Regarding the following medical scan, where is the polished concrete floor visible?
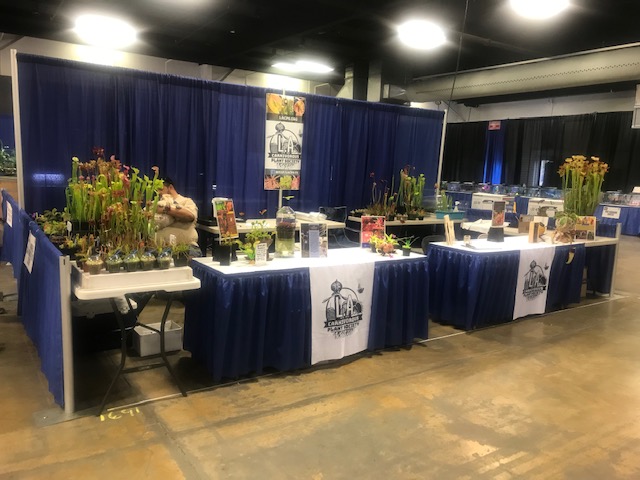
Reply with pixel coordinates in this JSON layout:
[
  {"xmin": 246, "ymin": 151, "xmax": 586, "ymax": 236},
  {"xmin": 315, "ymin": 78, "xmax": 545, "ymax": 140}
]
[{"xmin": 1, "ymin": 237, "xmax": 640, "ymax": 479}]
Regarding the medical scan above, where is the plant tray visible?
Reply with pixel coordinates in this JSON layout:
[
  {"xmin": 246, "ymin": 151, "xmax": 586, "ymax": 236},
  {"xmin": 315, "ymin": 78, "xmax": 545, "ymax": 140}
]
[
  {"xmin": 72, "ymin": 263, "xmax": 193, "ymax": 291},
  {"xmin": 133, "ymin": 321, "xmax": 183, "ymax": 357},
  {"xmin": 436, "ymin": 210, "xmax": 465, "ymax": 220}
]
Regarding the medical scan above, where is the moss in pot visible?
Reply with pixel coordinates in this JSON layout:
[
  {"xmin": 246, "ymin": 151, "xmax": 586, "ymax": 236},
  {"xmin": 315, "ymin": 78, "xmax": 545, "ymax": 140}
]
[
  {"xmin": 85, "ymin": 254, "xmax": 104, "ymax": 275},
  {"xmin": 140, "ymin": 251, "xmax": 156, "ymax": 271},
  {"xmin": 124, "ymin": 251, "xmax": 141, "ymax": 272}
]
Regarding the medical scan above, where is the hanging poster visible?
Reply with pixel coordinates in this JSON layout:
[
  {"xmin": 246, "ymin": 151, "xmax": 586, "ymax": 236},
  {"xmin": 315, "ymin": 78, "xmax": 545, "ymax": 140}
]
[{"xmin": 264, "ymin": 93, "xmax": 305, "ymax": 190}]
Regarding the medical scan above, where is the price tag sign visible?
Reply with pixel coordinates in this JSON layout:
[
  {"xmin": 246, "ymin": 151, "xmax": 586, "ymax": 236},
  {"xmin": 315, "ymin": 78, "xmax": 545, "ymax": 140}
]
[
  {"xmin": 602, "ymin": 206, "xmax": 621, "ymax": 219},
  {"xmin": 24, "ymin": 232, "xmax": 36, "ymax": 273},
  {"xmin": 6, "ymin": 202, "xmax": 12, "ymax": 227}
]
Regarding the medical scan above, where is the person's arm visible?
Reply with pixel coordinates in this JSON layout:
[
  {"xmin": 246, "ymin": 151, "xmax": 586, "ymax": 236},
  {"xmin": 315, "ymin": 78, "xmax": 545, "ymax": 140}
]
[{"xmin": 163, "ymin": 201, "xmax": 196, "ymax": 222}]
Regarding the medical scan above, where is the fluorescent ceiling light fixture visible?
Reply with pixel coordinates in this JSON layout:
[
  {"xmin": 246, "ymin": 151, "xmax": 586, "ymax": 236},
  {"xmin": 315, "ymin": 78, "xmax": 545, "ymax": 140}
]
[
  {"xmin": 510, "ymin": 0, "xmax": 570, "ymax": 19},
  {"xmin": 397, "ymin": 20, "xmax": 446, "ymax": 50},
  {"xmin": 74, "ymin": 14, "xmax": 137, "ymax": 49},
  {"xmin": 272, "ymin": 60, "xmax": 334, "ymax": 74}
]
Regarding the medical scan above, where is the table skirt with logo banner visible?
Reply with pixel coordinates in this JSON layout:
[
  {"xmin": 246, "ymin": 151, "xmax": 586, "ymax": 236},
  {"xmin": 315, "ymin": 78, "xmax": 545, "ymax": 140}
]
[
  {"xmin": 184, "ymin": 250, "xmax": 429, "ymax": 382},
  {"xmin": 427, "ymin": 236, "xmax": 617, "ymax": 331}
]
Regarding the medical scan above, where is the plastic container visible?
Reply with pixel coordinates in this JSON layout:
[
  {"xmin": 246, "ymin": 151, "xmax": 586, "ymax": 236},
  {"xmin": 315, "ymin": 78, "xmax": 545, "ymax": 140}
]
[
  {"xmin": 275, "ymin": 205, "xmax": 296, "ymax": 257},
  {"xmin": 133, "ymin": 321, "xmax": 183, "ymax": 356}
]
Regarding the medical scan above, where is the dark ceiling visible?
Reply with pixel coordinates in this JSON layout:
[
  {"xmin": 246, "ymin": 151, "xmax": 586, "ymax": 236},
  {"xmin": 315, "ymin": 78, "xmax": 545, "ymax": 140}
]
[{"xmin": 1, "ymin": 0, "xmax": 639, "ymax": 88}]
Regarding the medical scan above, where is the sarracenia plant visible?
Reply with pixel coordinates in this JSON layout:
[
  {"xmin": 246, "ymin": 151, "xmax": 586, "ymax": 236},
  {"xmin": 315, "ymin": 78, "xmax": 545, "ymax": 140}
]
[
  {"xmin": 65, "ymin": 149, "xmax": 164, "ymax": 250},
  {"xmin": 558, "ymin": 155, "xmax": 609, "ymax": 216}
]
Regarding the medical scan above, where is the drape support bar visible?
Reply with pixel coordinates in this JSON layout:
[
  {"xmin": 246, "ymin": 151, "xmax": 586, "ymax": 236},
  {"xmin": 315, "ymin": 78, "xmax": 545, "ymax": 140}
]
[
  {"xmin": 59, "ymin": 256, "xmax": 74, "ymax": 413},
  {"xmin": 436, "ymin": 108, "xmax": 449, "ymax": 187},
  {"xmin": 10, "ymin": 49, "xmax": 25, "ymax": 209}
]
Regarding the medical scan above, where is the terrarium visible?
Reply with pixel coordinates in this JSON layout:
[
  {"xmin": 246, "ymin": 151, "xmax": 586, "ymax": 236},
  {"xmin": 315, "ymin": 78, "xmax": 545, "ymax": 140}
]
[{"xmin": 275, "ymin": 205, "xmax": 296, "ymax": 257}]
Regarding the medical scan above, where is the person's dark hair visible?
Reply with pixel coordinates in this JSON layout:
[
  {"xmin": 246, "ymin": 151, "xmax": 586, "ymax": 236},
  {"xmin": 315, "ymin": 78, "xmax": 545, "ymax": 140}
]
[{"xmin": 162, "ymin": 176, "xmax": 175, "ymax": 188}]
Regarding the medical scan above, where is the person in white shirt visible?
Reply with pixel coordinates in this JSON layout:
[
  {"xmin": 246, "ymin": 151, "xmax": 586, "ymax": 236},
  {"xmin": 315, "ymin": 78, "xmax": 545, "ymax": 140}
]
[{"xmin": 155, "ymin": 177, "xmax": 201, "ymax": 256}]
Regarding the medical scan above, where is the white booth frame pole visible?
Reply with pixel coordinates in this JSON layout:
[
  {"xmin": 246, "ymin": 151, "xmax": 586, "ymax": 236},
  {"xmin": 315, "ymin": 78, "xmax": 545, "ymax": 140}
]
[
  {"xmin": 12, "ymin": 50, "xmax": 75, "ymax": 414},
  {"xmin": 10, "ymin": 49, "xmax": 25, "ymax": 209},
  {"xmin": 59, "ymin": 256, "xmax": 75, "ymax": 414},
  {"xmin": 436, "ymin": 108, "xmax": 449, "ymax": 189}
]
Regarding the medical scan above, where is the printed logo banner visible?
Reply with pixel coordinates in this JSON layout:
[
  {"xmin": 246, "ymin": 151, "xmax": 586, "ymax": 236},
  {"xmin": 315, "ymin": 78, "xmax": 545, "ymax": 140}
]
[
  {"xmin": 264, "ymin": 93, "xmax": 305, "ymax": 190},
  {"xmin": 513, "ymin": 247, "xmax": 555, "ymax": 320},
  {"xmin": 310, "ymin": 262, "xmax": 374, "ymax": 365}
]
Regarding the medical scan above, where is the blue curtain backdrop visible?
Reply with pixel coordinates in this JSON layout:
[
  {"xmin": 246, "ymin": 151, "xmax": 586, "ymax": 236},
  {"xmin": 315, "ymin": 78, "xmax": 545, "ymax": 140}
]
[{"xmin": 17, "ymin": 54, "xmax": 444, "ymax": 217}]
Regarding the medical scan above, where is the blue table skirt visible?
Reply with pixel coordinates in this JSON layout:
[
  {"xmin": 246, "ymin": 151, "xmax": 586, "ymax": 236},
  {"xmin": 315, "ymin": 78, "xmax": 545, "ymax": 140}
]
[
  {"xmin": 184, "ymin": 256, "xmax": 429, "ymax": 382},
  {"xmin": 595, "ymin": 204, "xmax": 640, "ymax": 236},
  {"xmin": 427, "ymin": 243, "xmax": 587, "ymax": 331}
]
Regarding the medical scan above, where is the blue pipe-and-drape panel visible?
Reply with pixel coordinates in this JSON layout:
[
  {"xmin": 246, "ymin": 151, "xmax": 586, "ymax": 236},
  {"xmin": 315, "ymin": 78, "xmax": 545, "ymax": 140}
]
[
  {"xmin": 428, "ymin": 247, "xmax": 519, "ymax": 330},
  {"xmin": 428, "ymin": 244, "xmax": 588, "ymax": 331},
  {"xmin": 514, "ymin": 196, "xmax": 529, "ymax": 216},
  {"xmin": 184, "ymin": 264, "xmax": 311, "ymax": 382},
  {"xmin": 585, "ymin": 245, "xmax": 616, "ymax": 294},
  {"xmin": 368, "ymin": 257, "xmax": 429, "ymax": 350},
  {"xmin": 18, "ymin": 222, "xmax": 64, "ymax": 406},
  {"xmin": 545, "ymin": 244, "xmax": 585, "ymax": 311},
  {"xmin": 184, "ymin": 256, "xmax": 429, "ymax": 382},
  {"xmin": 463, "ymin": 209, "xmax": 519, "ymax": 226},
  {"xmin": 1, "ymin": 191, "xmax": 30, "ymax": 285},
  {"xmin": 17, "ymin": 53, "xmax": 444, "ymax": 218},
  {"xmin": 594, "ymin": 204, "xmax": 640, "ymax": 236}
]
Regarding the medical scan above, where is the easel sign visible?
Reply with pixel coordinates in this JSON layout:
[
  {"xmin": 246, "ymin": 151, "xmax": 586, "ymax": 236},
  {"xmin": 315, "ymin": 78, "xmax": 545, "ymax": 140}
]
[
  {"xmin": 575, "ymin": 216, "xmax": 596, "ymax": 240},
  {"xmin": 361, "ymin": 216, "xmax": 385, "ymax": 247},
  {"xmin": 212, "ymin": 197, "xmax": 239, "ymax": 239}
]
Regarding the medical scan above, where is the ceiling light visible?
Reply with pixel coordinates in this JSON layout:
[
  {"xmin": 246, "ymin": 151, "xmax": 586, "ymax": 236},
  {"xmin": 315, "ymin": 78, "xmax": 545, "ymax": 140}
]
[
  {"xmin": 74, "ymin": 14, "xmax": 137, "ymax": 49},
  {"xmin": 510, "ymin": 0, "xmax": 570, "ymax": 19},
  {"xmin": 272, "ymin": 60, "xmax": 334, "ymax": 74},
  {"xmin": 397, "ymin": 20, "xmax": 446, "ymax": 50}
]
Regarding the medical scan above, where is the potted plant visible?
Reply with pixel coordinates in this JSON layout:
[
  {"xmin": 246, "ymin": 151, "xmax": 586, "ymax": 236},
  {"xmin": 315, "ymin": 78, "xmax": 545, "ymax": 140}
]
[
  {"xmin": 215, "ymin": 235, "xmax": 237, "ymax": 266},
  {"xmin": 124, "ymin": 251, "xmax": 141, "ymax": 272},
  {"xmin": 85, "ymin": 254, "xmax": 104, "ymax": 275},
  {"xmin": 553, "ymin": 211, "xmax": 578, "ymax": 243},
  {"xmin": 156, "ymin": 248, "xmax": 172, "ymax": 269},
  {"xmin": 435, "ymin": 187, "xmax": 464, "ymax": 219},
  {"xmin": 369, "ymin": 234, "xmax": 382, "ymax": 252},
  {"xmin": 235, "ymin": 239, "xmax": 257, "ymax": 263},
  {"xmin": 172, "ymin": 242, "xmax": 191, "ymax": 267},
  {"xmin": 105, "ymin": 251, "xmax": 123, "ymax": 273},
  {"xmin": 377, "ymin": 233, "xmax": 399, "ymax": 256},
  {"xmin": 246, "ymin": 220, "xmax": 273, "ymax": 260},
  {"xmin": 140, "ymin": 250, "xmax": 157, "ymax": 271},
  {"xmin": 399, "ymin": 236, "xmax": 416, "ymax": 256},
  {"xmin": 558, "ymin": 155, "xmax": 609, "ymax": 216}
]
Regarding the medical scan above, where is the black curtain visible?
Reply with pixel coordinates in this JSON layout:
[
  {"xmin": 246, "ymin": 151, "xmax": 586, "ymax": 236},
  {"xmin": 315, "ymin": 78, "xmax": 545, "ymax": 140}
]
[
  {"xmin": 444, "ymin": 112, "xmax": 640, "ymax": 191},
  {"xmin": 442, "ymin": 121, "xmax": 487, "ymax": 182}
]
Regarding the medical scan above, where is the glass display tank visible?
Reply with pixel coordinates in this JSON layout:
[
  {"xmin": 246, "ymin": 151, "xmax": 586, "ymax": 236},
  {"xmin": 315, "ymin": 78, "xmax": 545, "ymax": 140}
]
[{"xmin": 275, "ymin": 205, "xmax": 296, "ymax": 257}]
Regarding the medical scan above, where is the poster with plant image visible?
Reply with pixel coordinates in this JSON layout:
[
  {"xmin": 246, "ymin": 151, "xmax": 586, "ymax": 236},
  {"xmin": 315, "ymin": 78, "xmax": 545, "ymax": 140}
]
[
  {"xmin": 361, "ymin": 216, "xmax": 385, "ymax": 247},
  {"xmin": 491, "ymin": 201, "xmax": 506, "ymax": 227},
  {"xmin": 213, "ymin": 197, "xmax": 239, "ymax": 240},
  {"xmin": 264, "ymin": 93, "xmax": 305, "ymax": 190}
]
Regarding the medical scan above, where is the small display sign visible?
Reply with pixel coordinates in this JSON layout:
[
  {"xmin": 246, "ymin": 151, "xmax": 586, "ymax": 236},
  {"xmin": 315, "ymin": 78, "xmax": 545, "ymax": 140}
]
[{"xmin": 602, "ymin": 206, "xmax": 621, "ymax": 219}]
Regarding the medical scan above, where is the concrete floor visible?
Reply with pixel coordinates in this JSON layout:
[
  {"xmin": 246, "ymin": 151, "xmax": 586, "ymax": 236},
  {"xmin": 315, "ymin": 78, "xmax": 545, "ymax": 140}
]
[{"xmin": 1, "ymin": 237, "xmax": 640, "ymax": 479}]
